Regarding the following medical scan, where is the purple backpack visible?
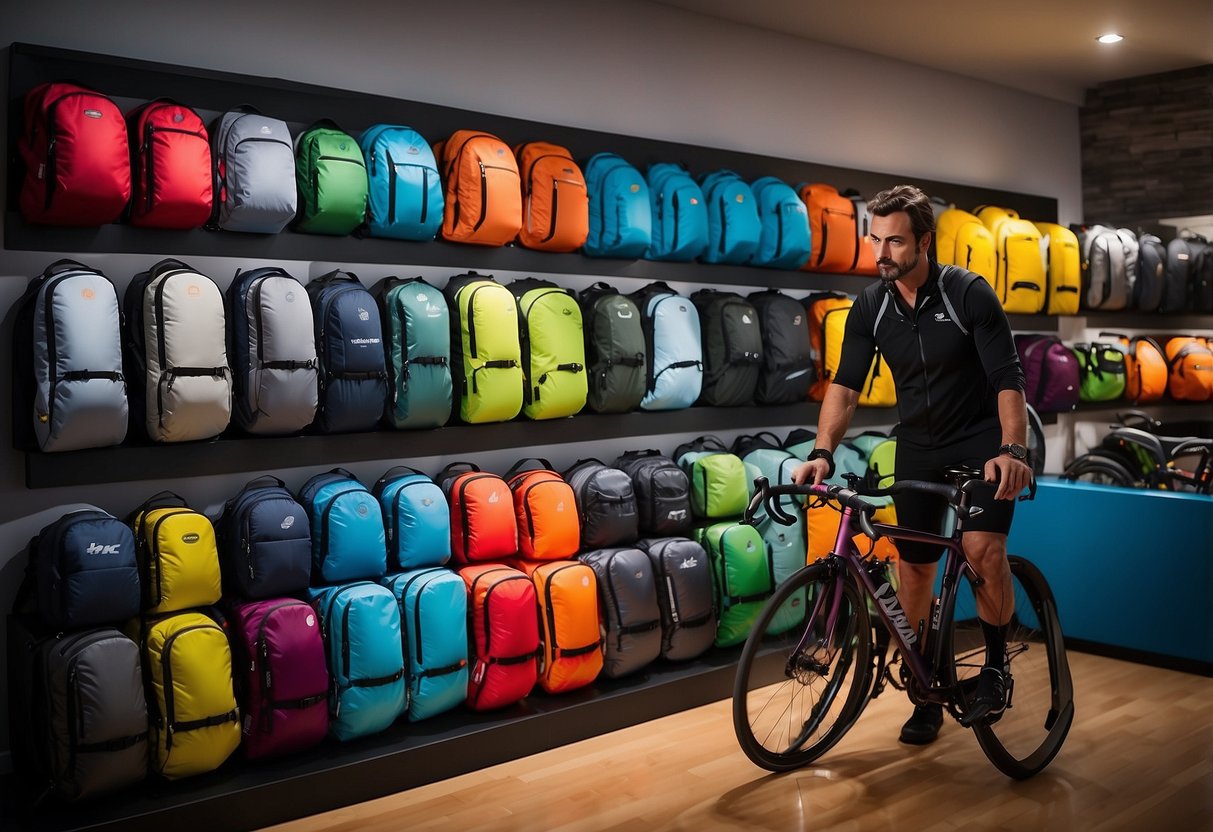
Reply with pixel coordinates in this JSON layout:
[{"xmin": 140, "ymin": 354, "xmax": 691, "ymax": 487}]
[
  {"xmin": 1015, "ymin": 334, "xmax": 1079, "ymax": 413},
  {"xmin": 229, "ymin": 598, "xmax": 329, "ymax": 760}
]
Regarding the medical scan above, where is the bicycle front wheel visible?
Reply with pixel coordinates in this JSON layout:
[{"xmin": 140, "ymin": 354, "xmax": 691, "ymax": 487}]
[
  {"xmin": 732, "ymin": 562, "xmax": 872, "ymax": 772},
  {"xmin": 948, "ymin": 555, "xmax": 1075, "ymax": 779}
]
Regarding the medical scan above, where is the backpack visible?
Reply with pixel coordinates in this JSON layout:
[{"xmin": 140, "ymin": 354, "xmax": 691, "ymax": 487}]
[
  {"xmin": 843, "ymin": 189, "xmax": 879, "ymax": 275},
  {"xmin": 674, "ymin": 436, "xmax": 750, "ymax": 520},
  {"xmin": 1192, "ymin": 246, "xmax": 1213, "ymax": 314},
  {"xmin": 746, "ymin": 289, "xmax": 814, "ymax": 404},
  {"xmin": 749, "ymin": 176, "xmax": 811, "ymax": 269},
  {"xmin": 818, "ymin": 298, "xmax": 896, "ymax": 407},
  {"xmin": 1102, "ymin": 333, "xmax": 1168, "ymax": 404},
  {"xmin": 697, "ymin": 521, "xmax": 774, "ymax": 648},
  {"xmin": 358, "ymin": 124, "xmax": 443, "ymax": 241},
  {"xmin": 1163, "ymin": 235, "xmax": 1207, "ymax": 313},
  {"xmin": 382, "ymin": 568, "xmax": 469, "ymax": 722},
  {"xmin": 444, "ymin": 272, "xmax": 524, "ymax": 424},
  {"xmin": 798, "ymin": 183, "xmax": 857, "ymax": 273},
  {"xmin": 936, "ymin": 208, "xmax": 997, "ymax": 284},
  {"xmin": 509, "ymin": 278, "xmax": 589, "ymax": 420},
  {"xmin": 1034, "ymin": 222, "xmax": 1082, "ymax": 315},
  {"xmin": 1079, "ymin": 225, "xmax": 1136, "ymax": 310},
  {"xmin": 614, "ymin": 449, "xmax": 693, "ymax": 537},
  {"xmin": 977, "ymin": 206, "xmax": 1046, "ymax": 313},
  {"xmin": 18, "ymin": 81, "xmax": 130, "ymax": 226},
  {"xmin": 435, "ymin": 130, "xmax": 522, "ymax": 246},
  {"xmin": 577, "ymin": 281, "xmax": 647, "ymax": 413},
  {"xmin": 689, "ymin": 289, "xmax": 763, "ymax": 406},
  {"xmin": 635, "ymin": 537, "xmax": 716, "ymax": 661},
  {"xmin": 138, "ymin": 609, "xmax": 241, "ymax": 779},
  {"xmin": 227, "ymin": 597, "xmax": 329, "ymax": 760},
  {"xmin": 1134, "ymin": 233, "xmax": 1167, "ymax": 312},
  {"xmin": 128, "ymin": 491, "xmax": 223, "ymax": 616},
  {"xmin": 306, "ymin": 269, "xmax": 388, "ymax": 434},
  {"xmin": 579, "ymin": 548, "xmax": 662, "ymax": 679},
  {"xmin": 307, "ymin": 582, "xmax": 406, "ymax": 741},
  {"xmin": 645, "ymin": 162, "xmax": 709, "ymax": 261},
  {"xmin": 562, "ymin": 458, "xmax": 640, "ymax": 549},
  {"xmin": 123, "ymin": 258, "xmax": 232, "ymax": 443},
  {"xmin": 520, "ymin": 559, "xmax": 603, "ymax": 694},
  {"xmin": 459, "ymin": 564, "xmax": 539, "ymax": 711},
  {"xmin": 7, "ymin": 618, "xmax": 148, "ymax": 804},
  {"xmin": 210, "ymin": 107, "xmax": 296, "ymax": 233},
  {"xmin": 514, "ymin": 141, "xmax": 589, "ymax": 252},
  {"xmin": 215, "ymin": 475, "xmax": 312, "ymax": 599},
  {"xmin": 1072, "ymin": 342, "xmax": 1128, "ymax": 402},
  {"xmin": 630, "ymin": 282, "xmax": 703, "ymax": 410},
  {"xmin": 582, "ymin": 152, "xmax": 652, "ymax": 258},
  {"xmin": 126, "ymin": 98, "xmax": 212, "ymax": 229},
  {"xmin": 698, "ymin": 169, "xmax": 761, "ymax": 265},
  {"xmin": 372, "ymin": 467, "xmax": 451, "ymax": 571},
  {"xmin": 297, "ymin": 469, "xmax": 387, "ymax": 584},
  {"xmin": 16, "ymin": 507, "xmax": 139, "ymax": 631},
  {"xmin": 1014, "ymin": 334, "xmax": 1080, "ymax": 413},
  {"xmin": 1165, "ymin": 337, "xmax": 1213, "ymax": 402},
  {"xmin": 803, "ymin": 290, "xmax": 854, "ymax": 400},
  {"xmin": 293, "ymin": 120, "xmax": 368, "ymax": 236},
  {"xmin": 12, "ymin": 259, "xmax": 128, "ymax": 452},
  {"xmin": 506, "ymin": 459, "xmax": 581, "ymax": 561},
  {"xmin": 226, "ymin": 266, "xmax": 319, "ymax": 435},
  {"xmin": 370, "ymin": 276, "xmax": 452, "ymax": 429},
  {"xmin": 438, "ymin": 462, "xmax": 519, "ymax": 564}
]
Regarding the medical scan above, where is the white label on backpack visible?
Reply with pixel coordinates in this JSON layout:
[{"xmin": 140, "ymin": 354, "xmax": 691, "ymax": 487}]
[
  {"xmin": 742, "ymin": 314, "xmax": 753, "ymax": 324},
  {"xmin": 679, "ymin": 556, "xmax": 698, "ymax": 569},
  {"xmin": 306, "ymin": 614, "xmax": 316, "ymax": 628},
  {"xmin": 582, "ymin": 576, "xmax": 591, "ymax": 587},
  {"xmin": 83, "ymin": 109, "xmax": 102, "ymax": 119},
  {"xmin": 417, "ymin": 292, "xmax": 429, "ymax": 302},
  {"xmin": 182, "ymin": 533, "xmax": 200, "ymax": 544},
  {"xmin": 358, "ymin": 307, "xmax": 370, "ymax": 322},
  {"xmin": 260, "ymin": 125, "xmax": 272, "ymax": 135},
  {"xmin": 281, "ymin": 516, "xmax": 295, "ymax": 530},
  {"xmin": 488, "ymin": 491, "xmax": 500, "ymax": 504}
]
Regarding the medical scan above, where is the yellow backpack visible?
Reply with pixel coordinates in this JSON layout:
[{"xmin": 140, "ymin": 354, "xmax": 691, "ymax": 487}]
[
  {"xmin": 820, "ymin": 304, "xmax": 896, "ymax": 407},
  {"xmin": 1034, "ymin": 222, "xmax": 1081, "ymax": 315},
  {"xmin": 977, "ymin": 205, "xmax": 1046, "ymax": 313},
  {"xmin": 128, "ymin": 492, "xmax": 222, "ymax": 615}
]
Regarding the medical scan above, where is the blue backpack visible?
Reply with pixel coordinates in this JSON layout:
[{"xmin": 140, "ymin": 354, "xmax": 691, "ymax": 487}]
[
  {"xmin": 382, "ymin": 568, "xmax": 468, "ymax": 722},
  {"xmin": 215, "ymin": 475, "xmax": 312, "ymax": 599},
  {"xmin": 306, "ymin": 270, "xmax": 388, "ymax": 434},
  {"xmin": 630, "ymin": 282, "xmax": 703, "ymax": 411},
  {"xmin": 370, "ymin": 276, "xmax": 453, "ymax": 429},
  {"xmin": 358, "ymin": 124, "xmax": 443, "ymax": 241},
  {"xmin": 751, "ymin": 177, "xmax": 812, "ymax": 269},
  {"xmin": 645, "ymin": 163, "xmax": 709, "ymax": 262},
  {"xmin": 298, "ymin": 469, "xmax": 387, "ymax": 584},
  {"xmin": 699, "ymin": 170, "xmax": 761, "ymax": 265},
  {"xmin": 583, "ymin": 153, "xmax": 651, "ymax": 258},
  {"xmin": 372, "ymin": 467, "xmax": 451, "ymax": 571},
  {"xmin": 308, "ymin": 581, "xmax": 405, "ymax": 741}
]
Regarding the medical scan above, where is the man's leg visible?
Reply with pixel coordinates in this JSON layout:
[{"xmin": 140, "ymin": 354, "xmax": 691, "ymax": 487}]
[
  {"xmin": 895, "ymin": 558, "xmax": 944, "ymax": 744},
  {"xmin": 960, "ymin": 531, "xmax": 1014, "ymax": 723}
]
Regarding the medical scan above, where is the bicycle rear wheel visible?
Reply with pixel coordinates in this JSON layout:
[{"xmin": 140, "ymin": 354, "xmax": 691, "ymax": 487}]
[
  {"xmin": 732, "ymin": 561, "xmax": 872, "ymax": 772},
  {"xmin": 1061, "ymin": 452, "xmax": 1137, "ymax": 487},
  {"xmin": 948, "ymin": 555, "xmax": 1074, "ymax": 779}
]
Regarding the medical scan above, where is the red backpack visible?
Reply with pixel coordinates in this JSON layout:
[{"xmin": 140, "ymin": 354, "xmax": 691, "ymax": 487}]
[
  {"xmin": 18, "ymin": 81, "xmax": 131, "ymax": 225},
  {"xmin": 126, "ymin": 99, "xmax": 213, "ymax": 229},
  {"xmin": 439, "ymin": 463, "xmax": 519, "ymax": 564},
  {"xmin": 460, "ymin": 564, "xmax": 540, "ymax": 711}
]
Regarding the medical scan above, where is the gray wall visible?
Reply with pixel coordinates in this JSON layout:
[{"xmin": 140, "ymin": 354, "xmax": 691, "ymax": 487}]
[{"xmin": 0, "ymin": 0, "xmax": 1083, "ymax": 762}]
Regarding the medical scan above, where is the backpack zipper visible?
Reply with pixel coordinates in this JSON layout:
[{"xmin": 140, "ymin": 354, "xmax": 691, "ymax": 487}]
[
  {"xmin": 160, "ymin": 623, "xmax": 221, "ymax": 751},
  {"xmin": 147, "ymin": 508, "xmax": 193, "ymax": 607},
  {"xmin": 43, "ymin": 91, "xmax": 106, "ymax": 211}
]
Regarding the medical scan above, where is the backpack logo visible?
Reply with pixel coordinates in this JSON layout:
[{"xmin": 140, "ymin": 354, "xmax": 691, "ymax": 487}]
[
  {"xmin": 496, "ymin": 148, "xmax": 505, "ymax": 156},
  {"xmin": 182, "ymin": 533, "xmax": 200, "ymax": 544},
  {"xmin": 260, "ymin": 125, "xmax": 272, "ymax": 135},
  {"xmin": 745, "ymin": 539, "xmax": 756, "ymax": 552},
  {"xmin": 358, "ymin": 307, "xmax": 370, "ymax": 322},
  {"xmin": 679, "ymin": 556, "xmax": 698, "ymax": 569},
  {"xmin": 339, "ymin": 142, "xmax": 348, "ymax": 151},
  {"xmin": 582, "ymin": 576, "xmax": 591, "ymax": 587},
  {"xmin": 187, "ymin": 284, "xmax": 201, "ymax": 296},
  {"xmin": 81, "ymin": 288, "xmax": 95, "ymax": 300},
  {"xmin": 679, "ymin": 305, "xmax": 687, "ymax": 312},
  {"xmin": 563, "ymin": 167, "xmax": 575, "ymax": 175},
  {"xmin": 668, "ymin": 508, "xmax": 687, "ymax": 520},
  {"xmin": 422, "ymin": 497, "xmax": 434, "ymax": 507},
  {"xmin": 173, "ymin": 112, "xmax": 184, "ymax": 123},
  {"xmin": 426, "ymin": 303, "xmax": 443, "ymax": 318},
  {"xmin": 407, "ymin": 146, "xmax": 421, "ymax": 155},
  {"xmin": 356, "ymin": 503, "xmax": 370, "ymax": 517},
  {"xmin": 85, "ymin": 542, "xmax": 121, "ymax": 556},
  {"xmin": 793, "ymin": 314, "xmax": 803, "ymax": 325},
  {"xmin": 417, "ymin": 292, "xmax": 429, "ymax": 302},
  {"xmin": 742, "ymin": 314, "xmax": 753, "ymax": 324},
  {"xmin": 306, "ymin": 614, "xmax": 316, "ymax": 627},
  {"xmin": 630, "ymin": 184, "xmax": 640, "ymax": 193},
  {"xmin": 285, "ymin": 291, "xmax": 296, "ymax": 303},
  {"xmin": 562, "ymin": 308, "xmax": 572, "ymax": 316},
  {"xmin": 616, "ymin": 308, "xmax": 633, "ymax": 319},
  {"xmin": 690, "ymin": 198, "xmax": 699, "ymax": 205},
  {"xmin": 83, "ymin": 109, "xmax": 102, "ymax": 119},
  {"xmin": 934, "ymin": 312, "xmax": 950, "ymax": 322},
  {"xmin": 280, "ymin": 516, "xmax": 295, "ymax": 530},
  {"xmin": 735, "ymin": 194, "xmax": 745, "ymax": 204},
  {"xmin": 488, "ymin": 491, "xmax": 500, "ymax": 504},
  {"xmin": 556, "ymin": 501, "xmax": 565, "ymax": 512},
  {"xmin": 635, "ymin": 570, "xmax": 645, "ymax": 579}
]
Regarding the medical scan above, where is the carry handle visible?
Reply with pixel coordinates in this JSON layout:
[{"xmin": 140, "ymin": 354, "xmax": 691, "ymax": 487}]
[
  {"xmin": 437, "ymin": 462, "xmax": 480, "ymax": 481},
  {"xmin": 127, "ymin": 490, "xmax": 189, "ymax": 524},
  {"xmin": 312, "ymin": 268, "xmax": 361, "ymax": 286},
  {"xmin": 41, "ymin": 259, "xmax": 95, "ymax": 277},
  {"xmin": 240, "ymin": 474, "xmax": 286, "ymax": 491},
  {"xmin": 505, "ymin": 457, "xmax": 554, "ymax": 477},
  {"xmin": 328, "ymin": 467, "xmax": 360, "ymax": 481},
  {"xmin": 373, "ymin": 465, "xmax": 428, "ymax": 493},
  {"xmin": 618, "ymin": 449, "xmax": 662, "ymax": 460},
  {"xmin": 151, "ymin": 257, "xmax": 196, "ymax": 276}
]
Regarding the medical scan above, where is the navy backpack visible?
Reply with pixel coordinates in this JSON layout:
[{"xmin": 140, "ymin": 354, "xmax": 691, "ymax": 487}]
[
  {"xmin": 215, "ymin": 475, "xmax": 313, "ymax": 599},
  {"xmin": 306, "ymin": 270, "xmax": 388, "ymax": 434}
]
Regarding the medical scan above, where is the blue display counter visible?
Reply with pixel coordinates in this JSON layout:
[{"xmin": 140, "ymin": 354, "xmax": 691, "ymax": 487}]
[{"xmin": 1008, "ymin": 478, "xmax": 1213, "ymax": 674}]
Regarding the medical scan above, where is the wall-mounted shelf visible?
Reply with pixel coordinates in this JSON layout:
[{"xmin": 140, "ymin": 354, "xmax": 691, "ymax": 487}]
[{"xmin": 1076, "ymin": 311, "xmax": 1213, "ymax": 330}]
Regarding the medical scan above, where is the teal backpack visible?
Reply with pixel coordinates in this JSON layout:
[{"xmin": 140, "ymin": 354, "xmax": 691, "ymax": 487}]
[
  {"xmin": 371, "ymin": 276, "xmax": 453, "ymax": 429},
  {"xmin": 645, "ymin": 163, "xmax": 709, "ymax": 262},
  {"xmin": 699, "ymin": 170, "xmax": 761, "ymax": 265},
  {"xmin": 697, "ymin": 521, "xmax": 773, "ymax": 647},
  {"xmin": 750, "ymin": 177, "xmax": 812, "ymax": 269},
  {"xmin": 294, "ymin": 120, "xmax": 368, "ymax": 236},
  {"xmin": 508, "ymin": 278, "xmax": 589, "ymax": 420},
  {"xmin": 583, "ymin": 153, "xmax": 652, "ymax": 258}
]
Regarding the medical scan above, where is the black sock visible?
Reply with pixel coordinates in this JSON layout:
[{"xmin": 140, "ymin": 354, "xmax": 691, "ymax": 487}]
[{"xmin": 980, "ymin": 619, "xmax": 1007, "ymax": 670}]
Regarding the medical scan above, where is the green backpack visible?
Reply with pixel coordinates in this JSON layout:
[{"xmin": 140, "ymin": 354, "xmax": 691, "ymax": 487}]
[
  {"xmin": 371, "ymin": 276, "xmax": 453, "ymax": 428},
  {"xmin": 444, "ymin": 272, "xmax": 523, "ymax": 424},
  {"xmin": 294, "ymin": 121, "xmax": 368, "ymax": 236},
  {"xmin": 508, "ymin": 278, "xmax": 589, "ymax": 420},
  {"xmin": 675, "ymin": 436, "xmax": 749, "ymax": 520},
  {"xmin": 697, "ymin": 521, "xmax": 773, "ymax": 647},
  {"xmin": 1073, "ymin": 341, "xmax": 1127, "ymax": 402}
]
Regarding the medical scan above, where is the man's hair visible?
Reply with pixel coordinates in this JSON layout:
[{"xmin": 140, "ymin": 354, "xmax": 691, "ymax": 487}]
[{"xmin": 869, "ymin": 184, "xmax": 936, "ymax": 242}]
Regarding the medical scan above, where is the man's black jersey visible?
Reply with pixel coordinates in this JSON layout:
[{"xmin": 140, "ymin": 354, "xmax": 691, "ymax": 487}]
[{"xmin": 833, "ymin": 262, "xmax": 1025, "ymax": 448}]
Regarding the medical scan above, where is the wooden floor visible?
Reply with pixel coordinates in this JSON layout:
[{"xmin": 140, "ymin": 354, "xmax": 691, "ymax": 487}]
[{"xmin": 262, "ymin": 651, "xmax": 1213, "ymax": 832}]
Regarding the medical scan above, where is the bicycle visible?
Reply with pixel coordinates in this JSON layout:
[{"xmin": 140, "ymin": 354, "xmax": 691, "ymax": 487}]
[
  {"xmin": 731, "ymin": 467, "xmax": 1074, "ymax": 780},
  {"xmin": 1062, "ymin": 410, "xmax": 1213, "ymax": 493}
]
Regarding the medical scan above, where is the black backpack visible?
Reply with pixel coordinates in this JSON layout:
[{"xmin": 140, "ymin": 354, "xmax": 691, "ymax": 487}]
[
  {"xmin": 746, "ymin": 289, "xmax": 814, "ymax": 404},
  {"xmin": 562, "ymin": 458, "xmax": 640, "ymax": 549},
  {"xmin": 1134, "ymin": 233, "xmax": 1166, "ymax": 312},
  {"xmin": 1191, "ymin": 245, "xmax": 1213, "ymax": 314},
  {"xmin": 689, "ymin": 289, "xmax": 763, "ymax": 406},
  {"xmin": 613, "ymin": 449, "xmax": 692, "ymax": 537},
  {"xmin": 577, "ymin": 281, "xmax": 647, "ymax": 413},
  {"xmin": 1162, "ymin": 236, "xmax": 1206, "ymax": 313}
]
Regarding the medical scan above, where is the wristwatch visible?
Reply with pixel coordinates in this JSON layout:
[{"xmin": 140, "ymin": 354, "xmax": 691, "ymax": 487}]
[{"xmin": 999, "ymin": 443, "xmax": 1029, "ymax": 461}]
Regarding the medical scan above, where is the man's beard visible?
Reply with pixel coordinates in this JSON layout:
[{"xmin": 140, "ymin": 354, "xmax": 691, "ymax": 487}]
[{"xmin": 878, "ymin": 251, "xmax": 920, "ymax": 284}]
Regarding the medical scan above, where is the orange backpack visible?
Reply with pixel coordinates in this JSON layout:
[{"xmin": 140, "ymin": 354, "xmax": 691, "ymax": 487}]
[
  {"xmin": 519, "ymin": 559, "xmax": 603, "ymax": 694},
  {"xmin": 514, "ymin": 142, "xmax": 588, "ymax": 252},
  {"xmin": 802, "ymin": 291, "xmax": 854, "ymax": 400},
  {"xmin": 799, "ymin": 184, "xmax": 857, "ymax": 273},
  {"xmin": 439, "ymin": 463, "xmax": 519, "ymax": 565},
  {"xmin": 506, "ymin": 460, "xmax": 580, "ymax": 560},
  {"xmin": 1165, "ymin": 337, "xmax": 1213, "ymax": 402},
  {"xmin": 1104, "ymin": 333, "xmax": 1168, "ymax": 403},
  {"xmin": 434, "ymin": 130, "xmax": 522, "ymax": 246}
]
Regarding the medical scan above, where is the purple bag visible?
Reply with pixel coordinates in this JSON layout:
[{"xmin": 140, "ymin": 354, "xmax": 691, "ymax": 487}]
[
  {"xmin": 229, "ymin": 598, "xmax": 330, "ymax": 760},
  {"xmin": 1015, "ymin": 334, "xmax": 1080, "ymax": 413}
]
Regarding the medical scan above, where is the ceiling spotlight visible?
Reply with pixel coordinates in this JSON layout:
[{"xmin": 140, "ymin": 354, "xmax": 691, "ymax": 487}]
[{"xmin": 1096, "ymin": 33, "xmax": 1124, "ymax": 44}]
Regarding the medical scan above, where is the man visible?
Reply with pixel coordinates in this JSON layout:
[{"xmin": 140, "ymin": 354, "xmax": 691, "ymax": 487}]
[{"xmin": 792, "ymin": 184, "xmax": 1032, "ymax": 745}]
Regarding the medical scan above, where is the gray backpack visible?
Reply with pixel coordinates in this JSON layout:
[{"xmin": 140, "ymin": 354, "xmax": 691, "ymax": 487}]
[
  {"xmin": 13, "ymin": 259, "xmax": 128, "ymax": 452},
  {"xmin": 579, "ymin": 547, "xmax": 663, "ymax": 678},
  {"xmin": 1080, "ymin": 225, "xmax": 1137, "ymax": 310},
  {"xmin": 124, "ymin": 259, "xmax": 232, "ymax": 442},
  {"xmin": 211, "ymin": 107, "xmax": 297, "ymax": 233}
]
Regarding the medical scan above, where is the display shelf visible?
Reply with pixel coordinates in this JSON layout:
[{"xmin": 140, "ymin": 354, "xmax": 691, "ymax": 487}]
[
  {"xmin": 1077, "ymin": 311, "xmax": 1213, "ymax": 331},
  {"xmin": 1069, "ymin": 399, "xmax": 1213, "ymax": 418}
]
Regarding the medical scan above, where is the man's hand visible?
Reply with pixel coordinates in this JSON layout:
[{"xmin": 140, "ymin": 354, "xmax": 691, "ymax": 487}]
[
  {"xmin": 792, "ymin": 458, "xmax": 832, "ymax": 487},
  {"xmin": 985, "ymin": 454, "xmax": 1032, "ymax": 500}
]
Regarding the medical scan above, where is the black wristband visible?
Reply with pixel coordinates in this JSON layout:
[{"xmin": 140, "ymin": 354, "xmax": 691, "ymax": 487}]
[{"xmin": 807, "ymin": 448, "xmax": 836, "ymax": 479}]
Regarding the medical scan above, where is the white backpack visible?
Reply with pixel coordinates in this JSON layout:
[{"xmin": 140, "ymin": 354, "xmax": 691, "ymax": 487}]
[
  {"xmin": 211, "ymin": 108, "xmax": 297, "ymax": 233},
  {"xmin": 1080, "ymin": 225, "xmax": 1138, "ymax": 310}
]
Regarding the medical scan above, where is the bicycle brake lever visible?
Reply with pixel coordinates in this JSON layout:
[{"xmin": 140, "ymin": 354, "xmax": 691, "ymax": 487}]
[
  {"xmin": 856, "ymin": 507, "xmax": 879, "ymax": 541},
  {"xmin": 1018, "ymin": 477, "xmax": 1038, "ymax": 502},
  {"xmin": 767, "ymin": 493, "xmax": 798, "ymax": 526},
  {"xmin": 744, "ymin": 477, "xmax": 770, "ymax": 524}
]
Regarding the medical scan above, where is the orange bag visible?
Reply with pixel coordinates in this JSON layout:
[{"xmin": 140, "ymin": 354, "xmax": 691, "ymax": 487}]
[
  {"xmin": 506, "ymin": 461, "xmax": 580, "ymax": 561},
  {"xmin": 799, "ymin": 184, "xmax": 857, "ymax": 273},
  {"xmin": 514, "ymin": 142, "xmax": 588, "ymax": 252},
  {"xmin": 806, "ymin": 502, "xmax": 899, "ymax": 564},
  {"xmin": 519, "ymin": 559, "xmax": 603, "ymax": 694},
  {"xmin": 435, "ymin": 130, "xmax": 522, "ymax": 246},
  {"xmin": 1165, "ymin": 337, "xmax": 1213, "ymax": 402},
  {"xmin": 1104, "ymin": 333, "xmax": 1168, "ymax": 403},
  {"xmin": 802, "ymin": 291, "xmax": 854, "ymax": 400}
]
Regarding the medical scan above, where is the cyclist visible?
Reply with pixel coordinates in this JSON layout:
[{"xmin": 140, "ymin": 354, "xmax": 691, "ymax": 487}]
[{"xmin": 792, "ymin": 184, "xmax": 1033, "ymax": 745}]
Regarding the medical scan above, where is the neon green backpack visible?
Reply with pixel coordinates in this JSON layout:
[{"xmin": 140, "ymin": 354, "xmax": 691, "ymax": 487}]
[
  {"xmin": 294, "ymin": 121, "xmax": 368, "ymax": 236},
  {"xmin": 444, "ymin": 272, "xmax": 523, "ymax": 424},
  {"xmin": 674, "ymin": 436, "xmax": 750, "ymax": 520},
  {"xmin": 1073, "ymin": 341, "xmax": 1127, "ymax": 402},
  {"xmin": 508, "ymin": 278, "xmax": 589, "ymax": 420},
  {"xmin": 697, "ymin": 521, "xmax": 773, "ymax": 647}
]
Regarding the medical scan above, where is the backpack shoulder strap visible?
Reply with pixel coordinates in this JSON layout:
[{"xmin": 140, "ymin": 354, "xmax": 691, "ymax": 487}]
[{"xmin": 937, "ymin": 264, "xmax": 978, "ymax": 336}]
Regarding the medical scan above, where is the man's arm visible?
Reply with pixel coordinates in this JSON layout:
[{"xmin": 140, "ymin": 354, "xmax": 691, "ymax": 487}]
[
  {"xmin": 792, "ymin": 383, "xmax": 860, "ymax": 485},
  {"xmin": 985, "ymin": 388, "xmax": 1033, "ymax": 500}
]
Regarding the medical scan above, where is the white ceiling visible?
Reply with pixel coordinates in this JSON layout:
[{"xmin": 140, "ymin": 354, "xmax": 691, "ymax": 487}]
[{"xmin": 650, "ymin": 0, "xmax": 1213, "ymax": 104}]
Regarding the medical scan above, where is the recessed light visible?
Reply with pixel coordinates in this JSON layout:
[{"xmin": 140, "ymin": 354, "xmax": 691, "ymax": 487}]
[{"xmin": 1096, "ymin": 33, "xmax": 1124, "ymax": 44}]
